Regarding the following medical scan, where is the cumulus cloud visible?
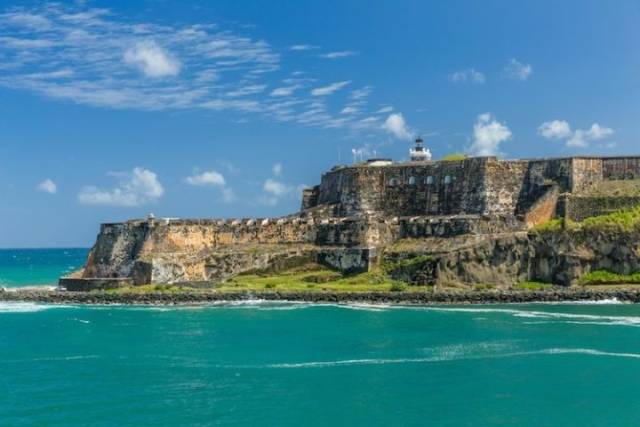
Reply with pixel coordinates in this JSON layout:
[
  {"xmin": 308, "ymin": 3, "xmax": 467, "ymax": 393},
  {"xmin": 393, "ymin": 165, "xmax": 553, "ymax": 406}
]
[
  {"xmin": 503, "ymin": 58, "xmax": 532, "ymax": 81},
  {"xmin": 36, "ymin": 178, "xmax": 57, "ymax": 194},
  {"xmin": 538, "ymin": 120, "xmax": 572, "ymax": 139},
  {"xmin": 469, "ymin": 113, "xmax": 512, "ymax": 156},
  {"xmin": 449, "ymin": 68, "xmax": 485, "ymax": 84},
  {"xmin": 319, "ymin": 51, "xmax": 357, "ymax": 59},
  {"xmin": 124, "ymin": 41, "xmax": 181, "ymax": 78},
  {"xmin": 538, "ymin": 120, "xmax": 614, "ymax": 148},
  {"xmin": 382, "ymin": 113, "xmax": 414, "ymax": 140},
  {"xmin": 310, "ymin": 81, "xmax": 350, "ymax": 96},
  {"xmin": 272, "ymin": 163, "xmax": 283, "ymax": 177},
  {"xmin": 185, "ymin": 170, "xmax": 225, "ymax": 186},
  {"xmin": 263, "ymin": 178, "xmax": 290, "ymax": 197},
  {"xmin": 78, "ymin": 167, "xmax": 163, "ymax": 207}
]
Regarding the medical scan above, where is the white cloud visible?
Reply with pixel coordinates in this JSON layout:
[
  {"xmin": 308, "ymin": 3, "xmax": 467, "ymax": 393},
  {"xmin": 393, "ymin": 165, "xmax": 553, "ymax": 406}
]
[
  {"xmin": 185, "ymin": 170, "xmax": 225, "ymax": 187},
  {"xmin": 376, "ymin": 106, "xmax": 393, "ymax": 114},
  {"xmin": 449, "ymin": 68, "xmax": 485, "ymax": 84},
  {"xmin": 124, "ymin": 41, "xmax": 181, "ymax": 78},
  {"xmin": 225, "ymin": 84, "xmax": 266, "ymax": 97},
  {"xmin": 502, "ymin": 58, "xmax": 532, "ymax": 81},
  {"xmin": 78, "ymin": 167, "xmax": 163, "ymax": 207},
  {"xmin": 272, "ymin": 163, "xmax": 283, "ymax": 176},
  {"xmin": 36, "ymin": 178, "xmax": 57, "ymax": 194},
  {"xmin": 290, "ymin": 44, "xmax": 318, "ymax": 51},
  {"xmin": 270, "ymin": 85, "xmax": 300, "ymax": 96},
  {"xmin": 349, "ymin": 86, "xmax": 372, "ymax": 100},
  {"xmin": 319, "ymin": 51, "xmax": 357, "ymax": 59},
  {"xmin": 538, "ymin": 120, "xmax": 572, "ymax": 139},
  {"xmin": 567, "ymin": 124, "xmax": 614, "ymax": 148},
  {"xmin": 0, "ymin": 4, "xmax": 400, "ymax": 138},
  {"xmin": 311, "ymin": 81, "xmax": 350, "ymax": 96},
  {"xmin": 341, "ymin": 106, "xmax": 358, "ymax": 115},
  {"xmin": 382, "ymin": 113, "xmax": 414, "ymax": 140},
  {"xmin": 264, "ymin": 178, "xmax": 290, "ymax": 197},
  {"xmin": 538, "ymin": 119, "xmax": 614, "ymax": 148},
  {"xmin": 469, "ymin": 113, "xmax": 512, "ymax": 156}
]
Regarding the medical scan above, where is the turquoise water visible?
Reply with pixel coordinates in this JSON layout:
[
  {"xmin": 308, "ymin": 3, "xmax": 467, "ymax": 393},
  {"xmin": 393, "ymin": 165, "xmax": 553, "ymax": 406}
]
[
  {"xmin": 3, "ymin": 301, "xmax": 640, "ymax": 426},
  {"xmin": 0, "ymin": 248, "xmax": 88, "ymax": 287}
]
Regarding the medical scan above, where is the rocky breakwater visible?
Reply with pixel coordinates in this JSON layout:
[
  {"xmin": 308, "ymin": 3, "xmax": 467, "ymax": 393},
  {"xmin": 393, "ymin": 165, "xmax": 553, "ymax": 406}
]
[{"xmin": 3, "ymin": 287, "xmax": 640, "ymax": 305}]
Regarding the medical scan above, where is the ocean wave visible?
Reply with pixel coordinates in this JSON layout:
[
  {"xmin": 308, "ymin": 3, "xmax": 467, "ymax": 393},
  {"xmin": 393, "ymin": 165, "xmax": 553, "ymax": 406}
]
[
  {"xmin": 252, "ymin": 346, "xmax": 640, "ymax": 369},
  {"xmin": 0, "ymin": 302, "xmax": 68, "ymax": 313},
  {"xmin": 423, "ymin": 306, "xmax": 640, "ymax": 327}
]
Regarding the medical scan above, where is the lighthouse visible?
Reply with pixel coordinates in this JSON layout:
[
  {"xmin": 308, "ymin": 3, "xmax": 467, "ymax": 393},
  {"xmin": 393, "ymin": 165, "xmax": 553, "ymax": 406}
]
[{"xmin": 409, "ymin": 136, "xmax": 432, "ymax": 162}]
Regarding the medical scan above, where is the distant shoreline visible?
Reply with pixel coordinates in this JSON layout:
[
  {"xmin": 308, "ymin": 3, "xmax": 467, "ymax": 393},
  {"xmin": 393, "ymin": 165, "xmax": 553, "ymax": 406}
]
[{"xmin": 2, "ymin": 288, "xmax": 640, "ymax": 305}]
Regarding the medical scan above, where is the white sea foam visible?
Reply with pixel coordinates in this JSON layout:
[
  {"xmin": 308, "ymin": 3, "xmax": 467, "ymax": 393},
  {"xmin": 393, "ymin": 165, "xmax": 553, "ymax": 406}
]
[
  {"xmin": 423, "ymin": 306, "xmax": 640, "ymax": 327},
  {"xmin": 0, "ymin": 302, "xmax": 66, "ymax": 313},
  {"xmin": 255, "ymin": 346, "xmax": 640, "ymax": 369}
]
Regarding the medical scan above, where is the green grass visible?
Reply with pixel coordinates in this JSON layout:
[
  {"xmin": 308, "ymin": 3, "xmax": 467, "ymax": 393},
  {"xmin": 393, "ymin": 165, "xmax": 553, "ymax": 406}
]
[
  {"xmin": 220, "ymin": 264, "xmax": 422, "ymax": 292},
  {"xmin": 581, "ymin": 207, "xmax": 640, "ymax": 232},
  {"xmin": 533, "ymin": 207, "xmax": 640, "ymax": 233},
  {"xmin": 580, "ymin": 269, "xmax": 640, "ymax": 286},
  {"xmin": 441, "ymin": 153, "xmax": 468, "ymax": 161},
  {"xmin": 515, "ymin": 281, "xmax": 553, "ymax": 291}
]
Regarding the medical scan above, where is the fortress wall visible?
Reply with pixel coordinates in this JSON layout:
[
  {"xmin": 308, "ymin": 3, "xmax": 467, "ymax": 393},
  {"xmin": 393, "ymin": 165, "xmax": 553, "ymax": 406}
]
[
  {"xmin": 602, "ymin": 157, "xmax": 640, "ymax": 180},
  {"xmin": 316, "ymin": 158, "xmax": 492, "ymax": 218},
  {"xmin": 516, "ymin": 159, "xmax": 572, "ymax": 214},
  {"xmin": 563, "ymin": 195, "xmax": 640, "ymax": 221},
  {"xmin": 483, "ymin": 159, "xmax": 529, "ymax": 215},
  {"xmin": 379, "ymin": 159, "xmax": 489, "ymax": 216},
  {"xmin": 571, "ymin": 158, "xmax": 604, "ymax": 191}
]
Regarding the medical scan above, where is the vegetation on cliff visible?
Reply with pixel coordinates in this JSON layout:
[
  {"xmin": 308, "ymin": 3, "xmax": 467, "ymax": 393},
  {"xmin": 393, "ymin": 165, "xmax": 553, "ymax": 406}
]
[
  {"xmin": 580, "ymin": 270, "xmax": 640, "ymax": 286},
  {"xmin": 533, "ymin": 206, "xmax": 640, "ymax": 233}
]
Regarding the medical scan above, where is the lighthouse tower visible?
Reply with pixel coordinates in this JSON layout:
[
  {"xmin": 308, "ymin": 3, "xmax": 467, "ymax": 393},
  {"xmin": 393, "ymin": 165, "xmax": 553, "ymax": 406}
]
[{"xmin": 409, "ymin": 136, "xmax": 432, "ymax": 162}]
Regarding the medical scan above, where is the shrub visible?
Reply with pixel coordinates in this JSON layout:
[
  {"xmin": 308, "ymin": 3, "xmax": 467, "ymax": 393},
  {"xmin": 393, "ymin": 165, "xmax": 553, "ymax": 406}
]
[
  {"xmin": 264, "ymin": 283, "xmax": 277, "ymax": 289},
  {"xmin": 516, "ymin": 281, "xmax": 553, "ymax": 291},
  {"xmin": 580, "ymin": 269, "xmax": 640, "ymax": 285},
  {"xmin": 389, "ymin": 282, "xmax": 407, "ymax": 292}
]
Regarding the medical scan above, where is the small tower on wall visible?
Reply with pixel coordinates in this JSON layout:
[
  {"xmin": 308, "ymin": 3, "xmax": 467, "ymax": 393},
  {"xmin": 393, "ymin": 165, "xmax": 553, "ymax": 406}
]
[{"xmin": 409, "ymin": 136, "xmax": 432, "ymax": 162}]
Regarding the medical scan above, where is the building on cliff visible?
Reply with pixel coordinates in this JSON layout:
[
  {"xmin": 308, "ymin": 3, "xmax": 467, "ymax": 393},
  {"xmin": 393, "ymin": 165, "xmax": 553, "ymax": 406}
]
[{"xmin": 61, "ymin": 146, "xmax": 640, "ymax": 291}]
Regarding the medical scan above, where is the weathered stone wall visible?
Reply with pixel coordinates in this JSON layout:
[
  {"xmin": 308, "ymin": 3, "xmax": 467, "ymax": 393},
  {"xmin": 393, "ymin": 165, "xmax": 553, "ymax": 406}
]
[
  {"xmin": 563, "ymin": 195, "xmax": 640, "ymax": 221},
  {"xmin": 603, "ymin": 157, "xmax": 640, "ymax": 180},
  {"xmin": 523, "ymin": 185, "xmax": 560, "ymax": 228},
  {"xmin": 571, "ymin": 158, "xmax": 604, "ymax": 192},
  {"xmin": 516, "ymin": 158, "xmax": 572, "ymax": 214},
  {"xmin": 483, "ymin": 159, "xmax": 529, "ymax": 215}
]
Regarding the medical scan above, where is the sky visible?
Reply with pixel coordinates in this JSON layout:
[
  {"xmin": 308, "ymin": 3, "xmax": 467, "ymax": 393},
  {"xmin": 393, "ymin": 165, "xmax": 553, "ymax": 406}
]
[{"xmin": 1, "ymin": 0, "xmax": 639, "ymax": 247}]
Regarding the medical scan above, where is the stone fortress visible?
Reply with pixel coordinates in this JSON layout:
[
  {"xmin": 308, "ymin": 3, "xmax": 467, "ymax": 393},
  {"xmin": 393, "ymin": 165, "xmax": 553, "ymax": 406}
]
[{"xmin": 62, "ymin": 138, "xmax": 640, "ymax": 290}]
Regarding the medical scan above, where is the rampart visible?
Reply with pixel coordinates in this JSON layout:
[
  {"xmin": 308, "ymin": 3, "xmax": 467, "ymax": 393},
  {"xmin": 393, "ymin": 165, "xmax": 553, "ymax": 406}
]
[{"xmin": 65, "ymin": 154, "xmax": 640, "ymax": 290}]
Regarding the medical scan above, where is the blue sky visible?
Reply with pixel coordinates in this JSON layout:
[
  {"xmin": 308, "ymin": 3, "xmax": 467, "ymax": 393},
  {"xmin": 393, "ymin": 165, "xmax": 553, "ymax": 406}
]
[{"xmin": 1, "ymin": 0, "xmax": 639, "ymax": 247}]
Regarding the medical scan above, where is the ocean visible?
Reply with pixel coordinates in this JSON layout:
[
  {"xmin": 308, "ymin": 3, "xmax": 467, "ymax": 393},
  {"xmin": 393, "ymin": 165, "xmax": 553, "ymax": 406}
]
[
  {"xmin": 0, "ymin": 248, "xmax": 88, "ymax": 287},
  {"xmin": 2, "ymin": 249, "xmax": 640, "ymax": 426}
]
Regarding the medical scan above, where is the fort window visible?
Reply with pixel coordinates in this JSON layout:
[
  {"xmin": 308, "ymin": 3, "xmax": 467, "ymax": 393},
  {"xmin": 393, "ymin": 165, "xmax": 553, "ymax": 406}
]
[
  {"xmin": 408, "ymin": 176, "xmax": 416, "ymax": 185},
  {"xmin": 388, "ymin": 178, "xmax": 400, "ymax": 186},
  {"xmin": 444, "ymin": 175, "xmax": 452, "ymax": 184},
  {"xmin": 425, "ymin": 176, "xmax": 434, "ymax": 185}
]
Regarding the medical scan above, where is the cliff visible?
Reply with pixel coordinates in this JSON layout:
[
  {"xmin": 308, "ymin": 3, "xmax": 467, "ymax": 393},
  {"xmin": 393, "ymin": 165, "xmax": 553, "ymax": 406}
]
[{"xmin": 61, "ymin": 154, "xmax": 640, "ymax": 291}]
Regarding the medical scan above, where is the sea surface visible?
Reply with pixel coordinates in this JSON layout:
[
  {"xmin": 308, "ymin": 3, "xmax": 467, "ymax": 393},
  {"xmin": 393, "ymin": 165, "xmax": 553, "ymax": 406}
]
[
  {"xmin": 0, "ymin": 248, "xmax": 88, "ymax": 287},
  {"xmin": 3, "ymin": 250, "xmax": 640, "ymax": 426}
]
